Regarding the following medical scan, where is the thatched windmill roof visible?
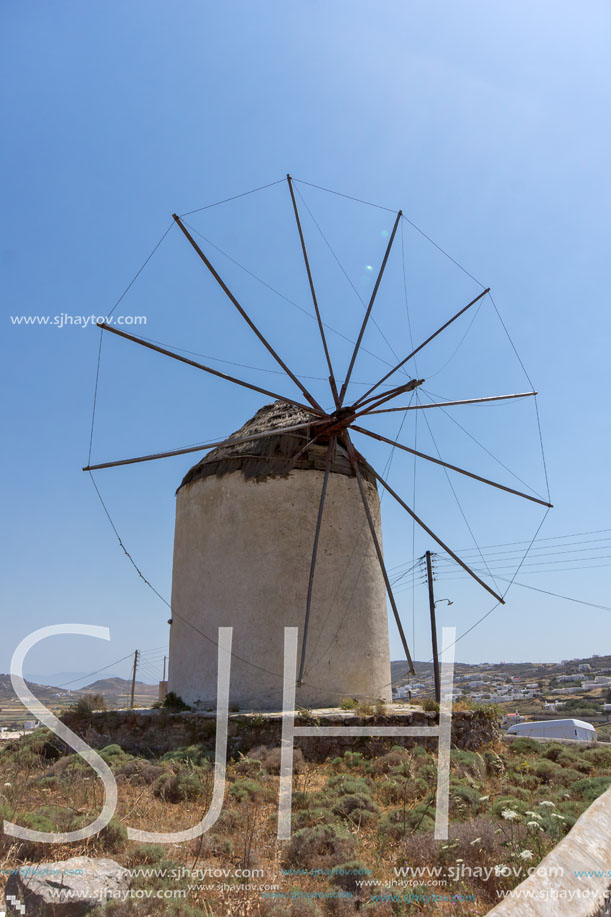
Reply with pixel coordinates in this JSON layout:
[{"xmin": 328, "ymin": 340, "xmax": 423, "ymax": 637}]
[{"xmin": 179, "ymin": 400, "xmax": 376, "ymax": 489}]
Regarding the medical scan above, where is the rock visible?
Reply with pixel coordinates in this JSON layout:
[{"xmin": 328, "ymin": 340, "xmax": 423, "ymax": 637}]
[{"xmin": 5, "ymin": 856, "xmax": 130, "ymax": 916}]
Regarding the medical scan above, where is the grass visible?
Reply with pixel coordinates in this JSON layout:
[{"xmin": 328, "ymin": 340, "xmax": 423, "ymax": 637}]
[{"xmin": 0, "ymin": 729, "xmax": 609, "ymax": 915}]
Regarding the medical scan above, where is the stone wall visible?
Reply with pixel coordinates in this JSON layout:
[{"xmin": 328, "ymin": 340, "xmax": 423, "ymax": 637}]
[{"xmin": 61, "ymin": 708, "xmax": 499, "ymax": 759}]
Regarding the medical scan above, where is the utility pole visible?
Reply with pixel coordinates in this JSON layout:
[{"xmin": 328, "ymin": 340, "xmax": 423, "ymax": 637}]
[
  {"xmin": 162, "ymin": 655, "xmax": 167, "ymax": 681},
  {"xmin": 425, "ymin": 551, "xmax": 441, "ymax": 704},
  {"xmin": 129, "ymin": 650, "xmax": 139, "ymax": 709}
]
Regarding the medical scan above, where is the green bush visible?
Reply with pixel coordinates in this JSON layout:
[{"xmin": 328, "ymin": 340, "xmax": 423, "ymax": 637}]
[
  {"xmin": 162, "ymin": 745, "xmax": 212, "ymax": 768},
  {"xmin": 282, "ymin": 823, "xmax": 356, "ymax": 868},
  {"xmin": 326, "ymin": 775, "xmax": 372, "ymax": 796},
  {"xmin": 509, "ymin": 737, "xmax": 541, "ymax": 755},
  {"xmin": 451, "ymin": 749, "xmax": 486, "ymax": 779},
  {"xmin": 331, "ymin": 792, "xmax": 379, "ymax": 823},
  {"xmin": 153, "ymin": 772, "xmax": 203, "ymax": 803},
  {"xmin": 542, "ymin": 743, "xmax": 565, "ymax": 761},
  {"xmin": 229, "ymin": 778, "xmax": 269, "ymax": 803},
  {"xmin": 420, "ymin": 698, "xmax": 439, "ymax": 713},
  {"xmin": 233, "ymin": 755, "xmax": 265, "ymax": 777},
  {"xmin": 292, "ymin": 807, "xmax": 339, "ymax": 831},
  {"xmin": 556, "ymin": 752, "xmax": 594, "ymax": 775},
  {"xmin": 534, "ymin": 760, "xmax": 561, "ymax": 784},
  {"xmin": 571, "ymin": 776, "xmax": 611, "ymax": 804},
  {"xmin": 491, "ymin": 795, "xmax": 527, "ymax": 817},
  {"xmin": 449, "ymin": 783, "xmax": 483, "ymax": 816},
  {"xmin": 339, "ymin": 698, "xmax": 359, "ymax": 710},
  {"xmin": 378, "ymin": 802, "xmax": 436, "ymax": 839},
  {"xmin": 162, "ymin": 691, "xmax": 191, "ymax": 712},
  {"xmin": 329, "ymin": 860, "xmax": 372, "ymax": 893},
  {"xmin": 98, "ymin": 818, "xmax": 128, "ymax": 852}
]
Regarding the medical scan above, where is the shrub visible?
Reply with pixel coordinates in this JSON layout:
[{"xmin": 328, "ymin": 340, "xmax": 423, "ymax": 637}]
[
  {"xmin": 509, "ymin": 737, "xmax": 540, "ymax": 755},
  {"xmin": 378, "ymin": 802, "xmax": 435, "ymax": 839},
  {"xmin": 68, "ymin": 694, "xmax": 106, "ymax": 717},
  {"xmin": 356, "ymin": 703, "xmax": 374, "ymax": 717},
  {"xmin": 331, "ymin": 792, "xmax": 379, "ymax": 821},
  {"xmin": 556, "ymin": 752, "xmax": 594, "ymax": 775},
  {"xmin": 534, "ymin": 760, "xmax": 561, "ymax": 784},
  {"xmin": 229, "ymin": 778, "xmax": 270, "ymax": 803},
  {"xmin": 116, "ymin": 759, "xmax": 165, "ymax": 785},
  {"xmin": 451, "ymin": 749, "xmax": 486, "ymax": 779},
  {"xmin": 420, "ymin": 698, "xmax": 439, "ymax": 713},
  {"xmin": 292, "ymin": 807, "xmax": 339, "ymax": 831},
  {"xmin": 491, "ymin": 795, "xmax": 526, "ymax": 817},
  {"xmin": 329, "ymin": 860, "xmax": 372, "ymax": 893},
  {"xmin": 483, "ymin": 749, "xmax": 505, "ymax": 776},
  {"xmin": 162, "ymin": 692, "xmax": 191, "ymax": 712},
  {"xmin": 153, "ymin": 772, "xmax": 203, "ymax": 803},
  {"xmin": 162, "ymin": 745, "xmax": 212, "ymax": 767},
  {"xmin": 571, "ymin": 776, "xmax": 611, "ymax": 804},
  {"xmin": 449, "ymin": 783, "xmax": 483, "ymax": 817},
  {"xmin": 327, "ymin": 775, "xmax": 372, "ymax": 796},
  {"xmin": 371, "ymin": 748, "xmax": 411, "ymax": 775},
  {"xmin": 98, "ymin": 818, "xmax": 128, "ymax": 853},
  {"xmin": 339, "ymin": 698, "xmax": 359, "ymax": 710},
  {"xmin": 583, "ymin": 746, "xmax": 611, "ymax": 768},
  {"xmin": 542, "ymin": 743, "xmax": 565, "ymax": 761},
  {"xmin": 246, "ymin": 745, "xmax": 304, "ymax": 775},
  {"xmin": 377, "ymin": 776, "xmax": 423, "ymax": 806},
  {"xmin": 283, "ymin": 824, "xmax": 356, "ymax": 868},
  {"xmin": 342, "ymin": 750, "xmax": 368, "ymax": 770},
  {"xmin": 127, "ymin": 844, "xmax": 167, "ymax": 865},
  {"xmin": 233, "ymin": 755, "xmax": 265, "ymax": 777}
]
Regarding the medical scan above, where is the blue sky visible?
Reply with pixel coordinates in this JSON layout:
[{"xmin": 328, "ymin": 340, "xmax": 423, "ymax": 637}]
[{"xmin": 2, "ymin": 1, "xmax": 610, "ymax": 686}]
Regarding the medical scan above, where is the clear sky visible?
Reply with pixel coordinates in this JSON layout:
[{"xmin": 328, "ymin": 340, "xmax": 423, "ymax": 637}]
[{"xmin": 2, "ymin": 1, "xmax": 610, "ymax": 687}]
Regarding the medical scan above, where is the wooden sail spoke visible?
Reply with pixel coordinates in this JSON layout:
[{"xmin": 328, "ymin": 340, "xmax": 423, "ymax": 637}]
[
  {"xmin": 352, "ymin": 378, "xmax": 425, "ymax": 417},
  {"xmin": 172, "ymin": 214, "xmax": 323, "ymax": 413},
  {"xmin": 362, "ymin": 392, "xmax": 538, "ymax": 415},
  {"xmin": 287, "ymin": 175, "xmax": 339, "ymax": 408},
  {"xmin": 83, "ymin": 421, "xmax": 323, "ymax": 472},
  {"xmin": 345, "ymin": 434, "xmax": 416, "ymax": 674},
  {"xmin": 338, "ymin": 210, "xmax": 402, "ymax": 406},
  {"xmin": 298, "ymin": 437, "xmax": 336, "ymax": 684},
  {"xmin": 351, "ymin": 424, "xmax": 552, "ymax": 508},
  {"xmin": 353, "ymin": 288, "xmax": 490, "ymax": 409},
  {"xmin": 371, "ymin": 466, "xmax": 505, "ymax": 605},
  {"xmin": 96, "ymin": 323, "xmax": 324, "ymax": 417}
]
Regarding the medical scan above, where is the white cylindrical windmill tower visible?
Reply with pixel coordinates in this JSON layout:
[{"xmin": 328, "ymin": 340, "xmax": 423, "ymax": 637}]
[{"xmin": 168, "ymin": 400, "xmax": 392, "ymax": 710}]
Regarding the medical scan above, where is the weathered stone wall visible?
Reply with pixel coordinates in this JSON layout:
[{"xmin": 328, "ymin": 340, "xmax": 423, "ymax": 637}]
[{"xmin": 61, "ymin": 708, "xmax": 499, "ymax": 759}]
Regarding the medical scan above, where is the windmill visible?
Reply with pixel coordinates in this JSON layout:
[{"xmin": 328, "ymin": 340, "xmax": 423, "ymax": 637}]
[{"xmin": 84, "ymin": 175, "xmax": 552, "ymax": 709}]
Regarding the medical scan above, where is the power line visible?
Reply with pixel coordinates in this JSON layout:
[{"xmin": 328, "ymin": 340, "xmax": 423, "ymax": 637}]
[{"xmin": 56, "ymin": 653, "xmax": 135, "ymax": 689}]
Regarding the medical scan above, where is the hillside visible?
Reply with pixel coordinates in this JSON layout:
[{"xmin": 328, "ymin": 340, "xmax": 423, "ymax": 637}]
[
  {"xmin": 79, "ymin": 676, "xmax": 157, "ymax": 697},
  {"xmin": 0, "ymin": 716, "xmax": 609, "ymax": 916}
]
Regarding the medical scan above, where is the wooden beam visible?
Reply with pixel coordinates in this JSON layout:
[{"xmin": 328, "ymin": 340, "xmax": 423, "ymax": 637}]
[
  {"xmin": 345, "ymin": 434, "xmax": 416, "ymax": 674},
  {"xmin": 298, "ymin": 437, "xmax": 335, "ymax": 684},
  {"xmin": 351, "ymin": 424, "xmax": 552, "ymax": 508},
  {"xmin": 96, "ymin": 323, "xmax": 324, "ymax": 416},
  {"xmin": 352, "ymin": 288, "xmax": 490, "ymax": 409},
  {"xmin": 362, "ymin": 392, "xmax": 538, "ymax": 415},
  {"xmin": 83, "ymin": 420, "xmax": 321, "ymax": 472},
  {"xmin": 371, "ymin": 466, "xmax": 505, "ymax": 604},
  {"xmin": 338, "ymin": 210, "xmax": 402, "ymax": 405},
  {"xmin": 287, "ymin": 175, "xmax": 339, "ymax": 407},
  {"xmin": 172, "ymin": 214, "xmax": 323, "ymax": 413}
]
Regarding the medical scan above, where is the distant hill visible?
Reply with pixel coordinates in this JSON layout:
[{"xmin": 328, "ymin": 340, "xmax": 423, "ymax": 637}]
[
  {"xmin": 0, "ymin": 673, "xmax": 77, "ymax": 703},
  {"xmin": 79, "ymin": 677, "xmax": 157, "ymax": 697}
]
